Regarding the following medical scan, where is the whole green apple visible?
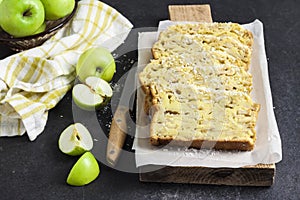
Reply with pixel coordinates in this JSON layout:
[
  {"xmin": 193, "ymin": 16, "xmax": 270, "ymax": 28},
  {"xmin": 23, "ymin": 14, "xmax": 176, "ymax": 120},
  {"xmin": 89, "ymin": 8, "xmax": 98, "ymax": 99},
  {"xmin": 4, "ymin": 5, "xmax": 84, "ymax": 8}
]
[
  {"xmin": 40, "ymin": 0, "xmax": 75, "ymax": 20},
  {"xmin": 0, "ymin": 0, "xmax": 45, "ymax": 37},
  {"xmin": 67, "ymin": 152, "xmax": 100, "ymax": 186},
  {"xmin": 76, "ymin": 47, "xmax": 116, "ymax": 82}
]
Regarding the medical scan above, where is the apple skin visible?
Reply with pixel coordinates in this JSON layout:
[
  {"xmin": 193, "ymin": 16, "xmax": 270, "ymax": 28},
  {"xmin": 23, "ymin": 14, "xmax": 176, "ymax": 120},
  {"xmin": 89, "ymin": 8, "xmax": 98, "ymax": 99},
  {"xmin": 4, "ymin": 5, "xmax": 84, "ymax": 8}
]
[
  {"xmin": 0, "ymin": 0, "xmax": 45, "ymax": 37},
  {"xmin": 33, "ymin": 22, "xmax": 46, "ymax": 35},
  {"xmin": 76, "ymin": 47, "xmax": 116, "ymax": 83},
  {"xmin": 40, "ymin": 0, "xmax": 75, "ymax": 20},
  {"xmin": 67, "ymin": 152, "xmax": 100, "ymax": 186}
]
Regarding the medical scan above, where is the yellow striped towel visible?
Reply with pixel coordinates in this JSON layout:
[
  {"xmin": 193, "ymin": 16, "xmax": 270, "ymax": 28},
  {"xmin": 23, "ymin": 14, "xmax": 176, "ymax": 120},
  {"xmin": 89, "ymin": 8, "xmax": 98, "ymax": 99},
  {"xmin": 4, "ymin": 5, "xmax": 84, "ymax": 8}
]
[{"xmin": 0, "ymin": 0, "xmax": 133, "ymax": 141}]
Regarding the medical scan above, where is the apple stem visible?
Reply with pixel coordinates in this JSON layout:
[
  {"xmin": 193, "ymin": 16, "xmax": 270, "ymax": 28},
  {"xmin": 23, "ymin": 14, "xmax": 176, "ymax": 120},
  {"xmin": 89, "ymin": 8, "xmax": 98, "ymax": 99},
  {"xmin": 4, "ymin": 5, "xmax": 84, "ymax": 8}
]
[
  {"xmin": 95, "ymin": 67, "xmax": 103, "ymax": 77},
  {"xmin": 23, "ymin": 9, "xmax": 32, "ymax": 17}
]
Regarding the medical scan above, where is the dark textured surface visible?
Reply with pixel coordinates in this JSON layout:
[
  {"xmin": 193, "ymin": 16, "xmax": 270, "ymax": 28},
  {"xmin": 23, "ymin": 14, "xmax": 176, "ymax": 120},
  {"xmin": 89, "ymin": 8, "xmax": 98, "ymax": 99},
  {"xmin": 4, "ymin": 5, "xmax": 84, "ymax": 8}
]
[{"xmin": 0, "ymin": 0, "xmax": 299, "ymax": 199}]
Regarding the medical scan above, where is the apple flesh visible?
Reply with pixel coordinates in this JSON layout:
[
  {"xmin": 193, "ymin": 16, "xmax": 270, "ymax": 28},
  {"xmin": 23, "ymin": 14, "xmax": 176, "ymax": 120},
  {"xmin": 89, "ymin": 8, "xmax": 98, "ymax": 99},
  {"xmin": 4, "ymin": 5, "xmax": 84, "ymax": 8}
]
[
  {"xmin": 0, "ymin": 0, "xmax": 45, "ymax": 37},
  {"xmin": 58, "ymin": 123, "xmax": 93, "ymax": 156},
  {"xmin": 85, "ymin": 76, "xmax": 113, "ymax": 98},
  {"xmin": 67, "ymin": 152, "xmax": 100, "ymax": 186},
  {"xmin": 72, "ymin": 76, "xmax": 113, "ymax": 111},
  {"xmin": 73, "ymin": 84, "xmax": 104, "ymax": 111},
  {"xmin": 40, "ymin": 0, "xmax": 75, "ymax": 20},
  {"xmin": 76, "ymin": 47, "xmax": 116, "ymax": 82}
]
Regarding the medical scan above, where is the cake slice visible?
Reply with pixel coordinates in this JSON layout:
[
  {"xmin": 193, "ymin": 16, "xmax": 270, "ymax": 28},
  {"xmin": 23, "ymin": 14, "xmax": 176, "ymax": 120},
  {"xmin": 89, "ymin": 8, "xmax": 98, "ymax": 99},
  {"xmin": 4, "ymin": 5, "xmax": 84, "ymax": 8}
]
[{"xmin": 139, "ymin": 23, "xmax": 260, "ymax": 151}]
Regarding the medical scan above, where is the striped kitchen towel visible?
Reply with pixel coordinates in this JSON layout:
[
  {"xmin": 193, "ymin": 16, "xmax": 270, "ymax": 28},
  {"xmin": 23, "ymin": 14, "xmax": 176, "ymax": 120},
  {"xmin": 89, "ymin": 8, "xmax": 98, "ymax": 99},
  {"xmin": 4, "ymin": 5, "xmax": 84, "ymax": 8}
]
[{"xmin": 0, "ymin": 0, "xmax": 133, "ymax": 141}]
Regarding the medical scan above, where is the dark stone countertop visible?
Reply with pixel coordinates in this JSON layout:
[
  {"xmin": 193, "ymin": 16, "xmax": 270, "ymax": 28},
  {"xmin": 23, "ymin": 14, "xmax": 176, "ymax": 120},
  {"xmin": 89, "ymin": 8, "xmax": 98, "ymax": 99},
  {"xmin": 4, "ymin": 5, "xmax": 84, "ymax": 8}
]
[{"xmin": 0, "ymin": 0, "xmax": 299, "ymax": 199}]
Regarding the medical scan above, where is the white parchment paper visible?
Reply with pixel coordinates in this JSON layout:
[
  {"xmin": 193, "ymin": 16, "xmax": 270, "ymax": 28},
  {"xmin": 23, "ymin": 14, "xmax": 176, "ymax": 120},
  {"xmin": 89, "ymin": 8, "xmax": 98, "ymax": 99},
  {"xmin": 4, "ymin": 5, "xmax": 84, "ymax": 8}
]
[{"xmin": 133, "ymin": 20, "xmax": 282, "ymax": 168}]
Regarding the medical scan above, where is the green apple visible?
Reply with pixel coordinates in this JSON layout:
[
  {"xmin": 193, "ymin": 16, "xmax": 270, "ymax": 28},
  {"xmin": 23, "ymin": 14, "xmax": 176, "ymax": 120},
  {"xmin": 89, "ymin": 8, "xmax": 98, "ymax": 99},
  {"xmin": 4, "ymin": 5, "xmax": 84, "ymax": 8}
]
[
  {"xmin": 72, "ymin": 76, "xmax": 113, "ymax": 111},
  {"xmin": 40, "ymin": 0, "xmax": 75, "ymax": 20},
  {"xmin": 33, "ymin": 22, "xmax": 46, "ymax": 35},
  {"xmin": 67, "ymin": 152, "xmax": 100, "ymax": 186},
  {"xmin": 0, "ymin": 0, "xmax": 45, "ymax": 37},
  {"xmin": 58, "ymin": 123, "xmax": 93, "ymax": 156},
  {"xmin": 76, "ymin": 47, "xmax": 116, "ymax": 82}
]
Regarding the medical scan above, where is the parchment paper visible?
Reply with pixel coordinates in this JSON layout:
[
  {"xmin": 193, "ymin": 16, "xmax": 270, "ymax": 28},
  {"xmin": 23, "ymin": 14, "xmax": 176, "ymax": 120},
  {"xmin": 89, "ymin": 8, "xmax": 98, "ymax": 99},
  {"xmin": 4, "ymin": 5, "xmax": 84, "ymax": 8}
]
[{"xmin": 133, "ymin": 20, "xmax": 282, "ymax": 168}]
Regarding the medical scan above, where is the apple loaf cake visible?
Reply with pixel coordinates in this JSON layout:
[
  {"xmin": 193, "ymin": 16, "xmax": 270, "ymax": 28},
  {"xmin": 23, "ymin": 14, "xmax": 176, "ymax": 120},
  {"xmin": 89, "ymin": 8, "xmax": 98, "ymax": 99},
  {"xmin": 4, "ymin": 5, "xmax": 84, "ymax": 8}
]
[{"xmin": 139, "ymin": 23, "xmax": 260, "ymax": 151}]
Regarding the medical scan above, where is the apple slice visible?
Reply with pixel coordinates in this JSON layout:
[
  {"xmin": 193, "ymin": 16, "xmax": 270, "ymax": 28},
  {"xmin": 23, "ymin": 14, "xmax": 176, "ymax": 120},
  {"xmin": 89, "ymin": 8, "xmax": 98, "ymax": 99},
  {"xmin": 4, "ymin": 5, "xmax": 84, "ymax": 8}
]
[
  {"xmin": 72, "ymin": 76, "xmax": 113, "ymax": 111},
  {"xmin": 58, "ymin": 123, "xmax": 93, "ymax": 156},
  {"xmin": 85, "ymin": 76, "xmax": 113, "ymax": 98},
  {"xmin": 67, "ymin": 152, "xmax": 100, "ymax": 186}
]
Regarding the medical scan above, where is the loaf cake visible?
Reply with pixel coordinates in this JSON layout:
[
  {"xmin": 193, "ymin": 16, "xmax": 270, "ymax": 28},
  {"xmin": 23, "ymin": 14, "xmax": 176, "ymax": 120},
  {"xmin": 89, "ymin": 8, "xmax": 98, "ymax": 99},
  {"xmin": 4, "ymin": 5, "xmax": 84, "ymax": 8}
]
[{"xmin": 139, "ymin": 23, "xmax": 260, "ymax": 151}]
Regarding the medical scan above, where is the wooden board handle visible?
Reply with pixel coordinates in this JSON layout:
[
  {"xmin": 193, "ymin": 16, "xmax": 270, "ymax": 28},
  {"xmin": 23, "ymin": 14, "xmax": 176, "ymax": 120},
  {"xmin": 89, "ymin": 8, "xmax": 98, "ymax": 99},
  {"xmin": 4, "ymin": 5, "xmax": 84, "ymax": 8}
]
[
  {"xmin": 106, "ymin": 105, "xmax": 128, "ymax": 166},
  {"xmin": 169, "ymin": 5, "xmax": 213, "ymax": 22}
]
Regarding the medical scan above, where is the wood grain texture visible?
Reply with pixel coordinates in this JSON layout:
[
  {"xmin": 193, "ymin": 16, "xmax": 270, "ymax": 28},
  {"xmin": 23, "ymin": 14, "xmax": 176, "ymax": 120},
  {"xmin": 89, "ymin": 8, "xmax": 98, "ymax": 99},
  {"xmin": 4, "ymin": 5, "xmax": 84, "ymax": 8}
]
[
  {"xmin": 169, "ymin": 5, "xmax": 213, "ymax": 22},
  {"xmin": 140, "ymin": 164, "xmax": 275, "ymax": 186},
  {"xmin": 106, "ymin": 105, "xmax": 128, "ymax": 166},
  {"xmin": 139, "ymin": 4, "xmax": 275, "ymax": 186}
]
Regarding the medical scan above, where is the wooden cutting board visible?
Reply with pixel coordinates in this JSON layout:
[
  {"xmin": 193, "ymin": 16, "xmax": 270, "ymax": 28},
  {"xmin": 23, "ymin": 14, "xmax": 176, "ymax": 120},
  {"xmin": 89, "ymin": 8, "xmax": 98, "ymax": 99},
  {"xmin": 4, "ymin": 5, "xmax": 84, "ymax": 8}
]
[{"xmin": 139, "ymin": 5, "xmax": 275, "ymax": 186}]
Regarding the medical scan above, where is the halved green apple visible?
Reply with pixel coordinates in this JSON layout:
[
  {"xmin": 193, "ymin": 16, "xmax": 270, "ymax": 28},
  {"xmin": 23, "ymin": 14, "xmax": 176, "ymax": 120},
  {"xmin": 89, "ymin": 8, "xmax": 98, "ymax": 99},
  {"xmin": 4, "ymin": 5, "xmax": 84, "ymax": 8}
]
[
  {"xmin": 72, "ymin": 76, "xmax": 113, "ymax": 111},
  {"xmin": 67, "ymin": 152, "xmax": 100, "ymax": 186},
  {"xmin": 58, "ymin": 123, "xmax": 93, "ymax": 156}
]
